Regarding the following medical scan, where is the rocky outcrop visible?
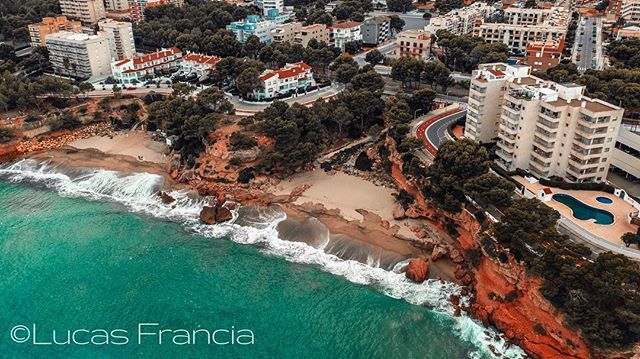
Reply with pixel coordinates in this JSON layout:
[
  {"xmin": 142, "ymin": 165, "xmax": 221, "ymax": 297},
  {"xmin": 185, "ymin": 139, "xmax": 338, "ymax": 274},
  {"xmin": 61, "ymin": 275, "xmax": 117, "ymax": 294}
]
[
  {"xmin": 405, "ymin": 258, "xmax": 429, "ymax": 283},
  {"xmin": 199, "ymin": 204, "xmax": 233, "ymax": 224},
  {"xmin": 392, "ymin": 204, "xmax": 406, "ymax": 220},
  {"xmin": 157, "ymin": 191, "xmax": 175, "ymax": 204}
]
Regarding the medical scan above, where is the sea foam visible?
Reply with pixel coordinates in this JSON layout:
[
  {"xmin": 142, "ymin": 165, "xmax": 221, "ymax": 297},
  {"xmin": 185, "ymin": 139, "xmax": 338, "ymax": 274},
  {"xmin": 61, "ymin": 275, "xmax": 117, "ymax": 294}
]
[{"xmin": 0, "ymin": 159, "xmax": 525, "ymax": 358}]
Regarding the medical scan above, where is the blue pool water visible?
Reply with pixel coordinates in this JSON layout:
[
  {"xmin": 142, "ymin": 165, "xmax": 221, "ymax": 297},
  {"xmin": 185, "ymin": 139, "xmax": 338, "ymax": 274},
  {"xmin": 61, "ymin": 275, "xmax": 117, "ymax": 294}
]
[
  {"xmin": 596, "ymin": 196, "xmax": 613, "ymax": 204},
  {"xmin": 552, "ymin": 193, "xmax": 614, "ymax": 225}
]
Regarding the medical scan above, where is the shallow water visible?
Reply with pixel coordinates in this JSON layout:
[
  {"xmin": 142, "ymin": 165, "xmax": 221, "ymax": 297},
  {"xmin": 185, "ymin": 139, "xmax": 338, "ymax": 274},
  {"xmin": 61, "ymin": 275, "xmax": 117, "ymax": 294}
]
[{"xmin": 0, "ymin": 159, "xmax": 524, "ymax": 358}]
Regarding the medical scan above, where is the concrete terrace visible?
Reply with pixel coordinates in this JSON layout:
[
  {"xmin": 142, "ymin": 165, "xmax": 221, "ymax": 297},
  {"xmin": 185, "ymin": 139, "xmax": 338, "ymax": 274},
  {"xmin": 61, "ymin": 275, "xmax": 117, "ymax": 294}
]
[{"xmin": 515, "ymin": 176, "xmax": 637, "ymax": 246}]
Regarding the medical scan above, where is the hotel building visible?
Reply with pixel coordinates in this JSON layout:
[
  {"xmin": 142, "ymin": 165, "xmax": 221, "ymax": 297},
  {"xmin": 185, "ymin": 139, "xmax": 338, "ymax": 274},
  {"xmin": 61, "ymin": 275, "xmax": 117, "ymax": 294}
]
[
  {"xmin": 329, "ymin": 21, "xmax": 362, "ymax": 51},
  {"xmin": 473, "ymin": 7, "xmax": 569, "ymax": 54},
  {"xmin": 98, "ymin": 19, "xmax": 136, "ymax": 60},
  {"xmin": 45, "ymin": 31, "xmax": 112, "ymax": 79},
  {"xmin": 227, "ymin": 15, "xmax": 276, "ymax": 44},
  {"xmin": 59, "ymin": 0, "xmax": 106, "ymax": 24},
  {"xmin": 28, "ymin": 16, "xmax": 82, "ymax": 47},
  {"xmin": 466, "ymin": 63, "xmax": 624, "ymax": 183}
]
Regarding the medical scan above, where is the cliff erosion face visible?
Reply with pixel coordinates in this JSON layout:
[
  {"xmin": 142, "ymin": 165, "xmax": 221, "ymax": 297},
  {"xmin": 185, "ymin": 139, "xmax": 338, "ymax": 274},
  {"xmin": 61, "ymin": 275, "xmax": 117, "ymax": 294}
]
[
  {"xmin": 451, "ymin": 210, "xmax": 591, "ymax": 359},
  {"xmin": 0, "ymin": 142, "xmax": 19, "ymax": 162}
]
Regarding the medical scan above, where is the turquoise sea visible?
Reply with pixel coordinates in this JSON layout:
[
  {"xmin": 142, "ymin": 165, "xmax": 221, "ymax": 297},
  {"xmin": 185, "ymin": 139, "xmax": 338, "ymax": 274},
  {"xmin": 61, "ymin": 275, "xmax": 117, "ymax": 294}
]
[{"xmin": 0, "ymin": 160, "xmax": 524, "ymax": 358}]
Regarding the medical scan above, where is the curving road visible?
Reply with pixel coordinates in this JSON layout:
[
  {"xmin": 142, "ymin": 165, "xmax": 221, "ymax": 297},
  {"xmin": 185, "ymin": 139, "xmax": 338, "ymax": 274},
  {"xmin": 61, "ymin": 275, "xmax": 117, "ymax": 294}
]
[{"xmin": 415, "ymin": 108, "xmax": 466, "ymax": 156}]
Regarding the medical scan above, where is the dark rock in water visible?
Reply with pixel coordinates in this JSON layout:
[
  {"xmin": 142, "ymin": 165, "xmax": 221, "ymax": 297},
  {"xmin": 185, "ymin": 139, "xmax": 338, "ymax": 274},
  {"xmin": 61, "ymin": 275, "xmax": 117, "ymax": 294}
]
[
  {"xmin": 157, "ymin": 191, "xmax": 175, "ymax": 204},
  {"xmin": 320, "ymin": 162, "xmax": 332, "ymax": 171},
  {"xmin": 200, "ymin": 206, "xmax": 217, "ymax": 224},
  {"xmin": 215, "ymin": 207, "xmax": 233, "ymax": 222},
  {"xmin": 354, "ymin": 151, "xmax": 373, "ymax": 171},
  {"xmin": 405, "ymin": 258, "xmax": 429, "ymax": 283},
  {"xmin": 237, "ymin": 167, "xmax": 255, "ymax": 184}
]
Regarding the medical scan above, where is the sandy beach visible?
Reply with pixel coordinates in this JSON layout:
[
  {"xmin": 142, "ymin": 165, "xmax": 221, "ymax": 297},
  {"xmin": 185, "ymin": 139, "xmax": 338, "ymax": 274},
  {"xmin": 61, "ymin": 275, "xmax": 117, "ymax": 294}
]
[{"xmin": 69, "ymin": 131, "xmax": 168, "ymax": 164}]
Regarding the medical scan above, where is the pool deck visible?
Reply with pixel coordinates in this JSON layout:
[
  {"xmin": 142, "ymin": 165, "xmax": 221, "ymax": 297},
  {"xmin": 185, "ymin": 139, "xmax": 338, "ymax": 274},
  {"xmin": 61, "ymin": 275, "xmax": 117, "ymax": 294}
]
[{"xmin": 514, "ymin": 176, "xmax": 637, "ymax": 246}]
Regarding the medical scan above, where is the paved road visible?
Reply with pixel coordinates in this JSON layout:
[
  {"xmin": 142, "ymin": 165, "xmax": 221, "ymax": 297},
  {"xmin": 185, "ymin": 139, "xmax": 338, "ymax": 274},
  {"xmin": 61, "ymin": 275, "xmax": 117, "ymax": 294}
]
[
  {"xmin": 353, "ymin": 41, "xmax": 397, "ymax": 67},
  {"xmin": 573, "ymin": 16, "xmax": 603, "ymax": 72},
  {"xmin": 226, "ymin": 84, "xmax": 345, "ymax": 115},
  {"xmin": 415, "ymin": 107, "xmax": 466, "ymax": 156}
]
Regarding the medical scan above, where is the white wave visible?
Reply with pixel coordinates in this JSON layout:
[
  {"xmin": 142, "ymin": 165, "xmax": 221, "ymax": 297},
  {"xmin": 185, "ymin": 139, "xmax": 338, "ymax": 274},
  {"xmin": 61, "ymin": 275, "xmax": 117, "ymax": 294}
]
[{"xmin": 0, "ymin": 159, "xmax": 525, "ymax": 359}]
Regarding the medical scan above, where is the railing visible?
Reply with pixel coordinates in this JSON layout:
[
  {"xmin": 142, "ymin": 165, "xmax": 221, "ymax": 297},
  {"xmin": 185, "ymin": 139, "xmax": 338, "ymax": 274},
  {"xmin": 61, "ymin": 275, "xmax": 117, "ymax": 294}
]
[{"xmin": 558, "ymin": 217, "xmax": 640, "ymax": 260}]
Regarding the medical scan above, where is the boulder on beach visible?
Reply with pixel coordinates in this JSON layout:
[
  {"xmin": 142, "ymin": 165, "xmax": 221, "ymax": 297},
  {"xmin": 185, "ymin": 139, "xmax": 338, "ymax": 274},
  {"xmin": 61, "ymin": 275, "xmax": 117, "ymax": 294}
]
[
  {"xmin": 392, "ymin": 204, "xmax": 406, "ymax": 220},
  {"xmin": 405, "ymin": 258, "xmax": 429, "ymax": 283},
  {"xmin": 215, "ymin": 207, "xmax": 233, "ymax": 222},
  {"xmin": 199, "ymin": 206, "xmax": 218, "ymax": 224}
]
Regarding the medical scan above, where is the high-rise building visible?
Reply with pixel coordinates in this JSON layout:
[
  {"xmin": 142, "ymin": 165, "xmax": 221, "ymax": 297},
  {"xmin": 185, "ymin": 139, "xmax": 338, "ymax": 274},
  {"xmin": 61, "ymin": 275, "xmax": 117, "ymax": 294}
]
[
  {"xmin": 622, "ymin": 0, "xmax": 640, "ymax": 22},
  {"xmin": 128, "ymin": 0, "xmax": 184, "ymax": 23},
  {"xmin": 59, "ymin": 0, "xmax": 106, "ymax": 24},
  {"xmin": 98, "ymin": 19, "xmax": 136, "ymax": 60},
  {"xmin": 466, "ymin": 63, "xmax": 624, "ymax": 183},
  {"xmin": 394, "ymin": 29, "xmax": 431, "ymax": 60},
  {"xmin": 45, "ymin": 31, "xmax": 112, "ymax": 79},
  {"xmin": 104, "ymin": 0, "xmax": 129, "ymax": 11},
  {"xmin": 28, "ymin": 16, "xmax": 82, "ymax": 47}
]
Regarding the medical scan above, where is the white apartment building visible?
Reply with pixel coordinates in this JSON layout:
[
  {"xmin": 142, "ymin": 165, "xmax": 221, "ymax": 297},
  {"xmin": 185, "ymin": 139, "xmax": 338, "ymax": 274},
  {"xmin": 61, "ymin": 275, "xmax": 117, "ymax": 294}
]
[
  {"xmin": 466, "ymin": 63, "xmax": 624, "ymax": 183},
  {"xmin": 425, "ymin": 2, "xmax": 496, "ymax": 35},
  {"xmin": 111, "ymin": 47, "xmax": 183, "ymax": 84},
  {"xmin": 473, "ymin": 7, "xmax": 569, "ymax": 54},
  {"xmin": 329, "ymin": 21, "xmax": 362, "ymax": 51},
  {"xmin": 45, "ymin": 31, "xmax": 112, "ymax": 79},
  {"xmin": 59, "ymin": 0, "xmax": 106, "ymax": 24},
  {"xmin": 611, "ymin": 126, "xmax": 640, "ymax": 181},
  {"xmin": 98, "ymin": 19, "xmax": 136, "ymax": 60},
  {"xmin": 622, "ymin": 0, "xmax": 640, "ymax": 23},
  {"xmin": 254, "ymin": 62, "xmax": 316, "ymax": 99},
  {"xmin": 181, "ymin": 53, "xmax": 220, "ymax": 78},
  {"xmin": 254, "ymin": 0, "xmax": 284, "ymax": 16}
]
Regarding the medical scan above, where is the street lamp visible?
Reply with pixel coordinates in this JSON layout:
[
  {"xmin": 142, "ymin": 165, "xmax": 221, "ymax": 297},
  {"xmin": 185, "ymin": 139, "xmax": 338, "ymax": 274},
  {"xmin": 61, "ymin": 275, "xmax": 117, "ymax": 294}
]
[{"xmin": 414, "ymin": 108, "xmax": 422, "ymax": 119}]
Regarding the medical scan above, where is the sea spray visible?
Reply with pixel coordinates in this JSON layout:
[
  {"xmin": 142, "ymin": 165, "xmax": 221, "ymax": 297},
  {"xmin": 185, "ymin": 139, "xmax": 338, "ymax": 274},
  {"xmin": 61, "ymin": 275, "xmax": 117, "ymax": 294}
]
[{"xmin": 0, "ymin": 159, "xmax": 525, "ymax": 358}]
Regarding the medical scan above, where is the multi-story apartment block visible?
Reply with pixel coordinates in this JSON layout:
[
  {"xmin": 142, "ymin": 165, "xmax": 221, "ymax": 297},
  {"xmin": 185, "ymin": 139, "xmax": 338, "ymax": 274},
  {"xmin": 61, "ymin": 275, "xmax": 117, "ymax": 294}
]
[
  {"xmin": 227, "ymin": 15, "xmax": 276, "ymax": 44},
  {"xmin": 181, "ymin": 53, "xmax": 220, "ymax": 78},
  {"xmin": 473, "ymin": 7, "xmax": 569, "ymax": 54},
  {"xmin": 293, "ymin": 24, "xmax": 329, "ymax": 46},
  {"xmin": 253, "ymin": 62, "xmax": 316, "ymax": 99},
  {"xmin": 610, "ymin": 126, "xmax": 640, "ymax": 182},
  {"xmin": 466, "ymin": 63, "xmax": 624, "ymax": 183},
  {"xmin": 254, "ymin": 0, "xmax": 284, "ymax": 16},
  {"xmin": 59, "ymin": 0, "xmax": 106, "ymax": 24},
  {"xmin": 98, "ymin": 19, "xmax": 136, "ymax": 60},
  {"xmin": 272, "ymin": 22, "xmax": 303, "ymax": 43},
  {"xmin": 329, "ymin": 21, "xmax": 362, "ymax": 51},
  {"xmin": 361, "ymin": 16, "xmax": 390, "ymax": 46},
  {"xmin": 616, "ymin": 25, "xmax": 640, "ymax": 39},
  {"xmin": 111, "ymin": 47, "xmax": 182, "ymax": 84},
  {"xmin": 523, "ymin": 37, "xmax": 564, "ymax": 74},
  {"xmin": 28, "ymin": 16, "xmax": 82, "ymax": 47},
  {"xmin": 425, "ymin": 2, "xmax": 496, "ymax": 35},
  {"xmin": 105, "ymin": 0, "xmax": 129, "ymax": 11},
  {"xmin": 622, "ymin": 0, "xmax": 640, "ymax": 22},
  {"xmin": 394, "ymin": 29, "xmax": 431, "ymax": 60},
  {"xmin": 45, "ymin": 31, "xmax": 112, "ymax": 79},
  {"xmin": 128, "ymin": 0, "xmax": 184, "ymax": 23}
]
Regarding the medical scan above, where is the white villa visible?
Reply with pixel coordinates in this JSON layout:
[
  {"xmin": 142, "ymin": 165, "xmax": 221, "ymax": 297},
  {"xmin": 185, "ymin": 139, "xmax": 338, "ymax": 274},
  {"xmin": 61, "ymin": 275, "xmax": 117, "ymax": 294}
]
[{"xmin": 253, "ymin": 61, "xmax": 316, "ymax": 100}]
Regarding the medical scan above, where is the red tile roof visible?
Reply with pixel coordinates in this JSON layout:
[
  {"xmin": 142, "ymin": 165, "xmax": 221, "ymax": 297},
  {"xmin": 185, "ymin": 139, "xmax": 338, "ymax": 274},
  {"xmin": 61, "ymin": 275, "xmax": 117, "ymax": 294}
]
[
  {"xmin": 331, "ymin": 21, "xmax": 362, "ymax": 29},
  {"xmin": 259, "ymin": 62, "xmax": 312, "ymax": 81},
  {"xmin": 132, "ymin": 47, "xmax": 182, "ymax": 65},
  {"xmin": 490, "ymin": 70, "xmax": 505, "ymax": 76},
  {"xmin": 183, "ymin": 53, "xmax": 220, "ymax": 65}
]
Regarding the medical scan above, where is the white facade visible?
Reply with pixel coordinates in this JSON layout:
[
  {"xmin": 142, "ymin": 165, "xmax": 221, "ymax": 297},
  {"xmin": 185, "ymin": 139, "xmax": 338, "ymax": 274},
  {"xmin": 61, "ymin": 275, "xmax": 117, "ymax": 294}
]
[
  {"xmin": 425, "ymin": 2, "xmax": 496, "ymax": 35},
  {"xmin": 181, "ymin": 53, "xmax": 220, "ymax": 78},
  {"xmin": 104, "ymin": 0, "xmax": 129, "ymax": 11},
  {"xmin": 254, "ymin": 62, "xmax": 316, "ymax": 99},
  {"xmin": 330, "ymin": 21, "xmax": 362, "ymax": 51},
  {"xmin": 611, "ymin": 126, "xmax": 640, "ymax": 180},
  {"xmin": 473, "ymin": 7, "xmax": 569, "ymax": 54},
  {"xmin": 254, "ymin": 0, "xmax": 283, "ymax": 16},
  {"xmin": 98, "ymin": 19, "xmax": 136, "ymax": 60},
  {"xmin": 59, "ymin": 0, "xmax": 106, "ymax": 24},
  {"xmin": 111, "ymin": 47, "xmax": 183, "ymax": 84},
  {"xmin": 45, "ymin": 31, "xmax": 112, "ymax": 79},
  {"xmin": 466, "ymin": 63, "xmax": 625, "ymax": 183},
  {"xmin": 622, "ymin": 0, "xmax": 640, "ymax": 22}
]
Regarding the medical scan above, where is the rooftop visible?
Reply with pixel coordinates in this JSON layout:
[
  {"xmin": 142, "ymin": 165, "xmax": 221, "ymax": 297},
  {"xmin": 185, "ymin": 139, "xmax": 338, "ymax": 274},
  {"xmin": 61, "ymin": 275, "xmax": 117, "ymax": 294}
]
[
  {"xmin": 331, "ymin": 21, "xmax": 362, "ymax": 29},
  {"xmin": 260, "ymin": 61, "xmax": 312, "ymax": 81}
]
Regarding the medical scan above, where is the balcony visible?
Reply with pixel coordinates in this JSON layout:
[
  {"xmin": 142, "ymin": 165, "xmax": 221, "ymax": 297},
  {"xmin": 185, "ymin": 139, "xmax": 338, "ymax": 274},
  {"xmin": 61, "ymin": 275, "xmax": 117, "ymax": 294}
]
[
  {"xmin": 530, "ymin": 165, "xmax": 551, "ymax": 178},
  {"xmin": 579, "ymin": 114, "xmax": 611, "ymax": 125},
  {"xmin": 537, "ymin": 117, "xmax": 559, "ymax": 131},
  {"xmin": 575, "ymin": 124, "xmax": 608, "ymax": 138},
  {"xmin": 571, "ymin": 144, "xmax": 603, "ymax": 160},
  {"xmin": 567, "ymin": 164, "xmax": 598, "ymax": 179},
  {"xmin": 573, "ymin": 135, "xmax": 605, "ymax": 148},
  {"xmin": 533, "ymin": 135, "xmax": 554, "ymax": 149},
  {"xmin": 497, "ymin": 140, "xmax": 515, "ymax": 154},
  {"xmin": 535, "ymin": 126, "xmax": 556, "ymax": 141},
  {"xmin": 500, "ymin": 123, "xmax": 518, "ymax": 135}
]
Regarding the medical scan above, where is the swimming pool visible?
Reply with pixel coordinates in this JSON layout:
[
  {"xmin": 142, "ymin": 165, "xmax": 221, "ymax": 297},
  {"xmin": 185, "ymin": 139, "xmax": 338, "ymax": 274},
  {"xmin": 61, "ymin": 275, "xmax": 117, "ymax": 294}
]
[
  {"xmin": 596, "ymin": 196, "xmax": 613, "ymax": 204},
  {"xmin": 552, "ymin": 193, "xmax": 615, "ymax": 225}
]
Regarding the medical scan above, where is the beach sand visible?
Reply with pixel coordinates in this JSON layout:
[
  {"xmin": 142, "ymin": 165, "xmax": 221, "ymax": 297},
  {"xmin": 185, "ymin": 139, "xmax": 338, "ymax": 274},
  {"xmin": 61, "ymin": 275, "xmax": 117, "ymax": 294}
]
[{"xmin": 69, "ymin": 131, "xmax": 168, "ymax": 164}]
